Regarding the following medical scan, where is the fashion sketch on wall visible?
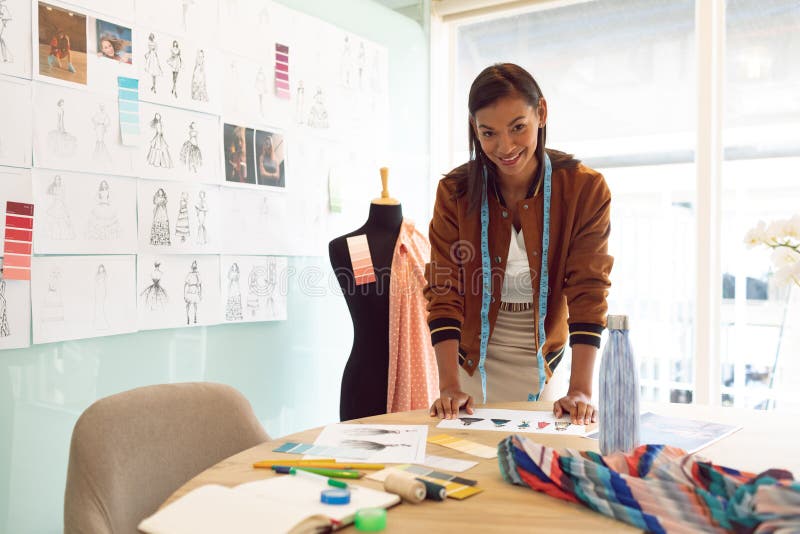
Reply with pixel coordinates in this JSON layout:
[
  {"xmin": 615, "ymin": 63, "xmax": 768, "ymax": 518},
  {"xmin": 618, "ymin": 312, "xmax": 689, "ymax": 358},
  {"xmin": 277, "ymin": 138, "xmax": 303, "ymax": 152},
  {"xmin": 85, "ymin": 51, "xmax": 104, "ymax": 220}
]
[
  {"xmin": 91, "ymin": 103, "xmax": 111, "ymax": 165},
  {"xmin": 225, "ymin": 262, "xmax": 242, "ymax": 321},
  {"xmin": 183, "ymin": 259, "xmax": 202, "ymax": 324},
  {"xmin": 93, "ymin": 263, "xmax": 108, "ymax": 330},
  {"xmin": 47, "ymin": 99, "xmax": 77, "ymax": 158},
  {"xmin": 179, "ymin": 122, "xmax": 202, "ymax": 172},
  {"xmin": 141, "ymin": 260, "xmax": 168, "ymax": 310},
  {"xmin": 0, "ymin": 0, "xmax": 32, "ymax": 78},
  {"xmin": 144, "ymin": 32, "xmax": 162, "ymax": 93},
  {"xmin": 175, "ymin": 191, "xmax": 190, "ymax": 242},
  {"xmin": 0, "ymin": 279, "xmax": 10, "ymax": 337},
  {"xmin": 44, "ymin": 175, "xmax": 75, "ymax": 240},
  {"xmin": 86, "ymin": 179, "xmax": 120, "ymax": 240},
  {"xmin": 147, "ymin": 112, "xmax": 172, "ymax": 168},
  {"xmin": 40, "ymin": 267, "xmax": 64, "ymax": 324},
  {"xmin": 0, "ymin": 0, "xmax": 12, "ymax": 64},
  {"xmin": 191, "ymin": 49, "xmax": 208, "ymax": 101},
  {"xmin": 195, "ymin": 190, "xmax": 208, "ymax": 245},
  {"xmin": 219, "ymin": 256, "xmax": 287, "ymax": 323},
  {"xmin": 150, "ymin": 187, "xmax": 171, "ymax": 246},
  {"xmin": 167, "ymin": 39, "xmax": 181, "ymax": 98}
]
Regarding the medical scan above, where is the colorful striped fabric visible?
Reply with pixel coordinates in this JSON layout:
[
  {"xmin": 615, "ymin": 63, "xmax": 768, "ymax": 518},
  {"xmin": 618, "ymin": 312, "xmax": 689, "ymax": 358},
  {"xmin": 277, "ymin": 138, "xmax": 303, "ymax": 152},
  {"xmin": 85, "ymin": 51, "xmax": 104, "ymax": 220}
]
[{"xmin": 497, "ymin": 435, "xmax": 800, "ymax": 533}]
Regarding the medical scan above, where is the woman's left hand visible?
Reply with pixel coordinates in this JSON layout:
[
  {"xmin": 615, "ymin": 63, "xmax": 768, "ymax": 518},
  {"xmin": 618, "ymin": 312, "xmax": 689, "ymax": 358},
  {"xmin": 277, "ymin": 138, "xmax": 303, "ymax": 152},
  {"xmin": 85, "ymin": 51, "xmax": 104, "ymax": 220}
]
[{"xmin": 553, "ymin": 390, "xmax": 596, "ymax": 425}]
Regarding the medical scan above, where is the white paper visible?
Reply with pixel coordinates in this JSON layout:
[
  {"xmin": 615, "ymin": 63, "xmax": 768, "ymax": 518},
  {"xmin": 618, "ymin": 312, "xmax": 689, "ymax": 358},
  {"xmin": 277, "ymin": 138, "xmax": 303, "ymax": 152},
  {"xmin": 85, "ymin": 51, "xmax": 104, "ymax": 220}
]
[
  {"xmin": 436, "ymin": 408, "xmax": 593, "ymax": 436},
  {"xmin": 311, "ymin": 424, "xmax": 428, "ymax": 464},
  {"xmin": 0, "ymin": 76, "xmax": 31, "ymax": 167},
  {"xmin": 136, "ymin": 0, "xmax": 220, "ymax": 43},
  {"xmin": 219, "ymin": 255, "xmax": 287, "ymax": 323},
  {"xmin": 0, "ymin": 166, "xmax": 33, "ymax": 222},
  {"xmin": 32, "ymin": 81, "xmax": 137, "ymax": 176},
  {"xmin": 136, "ymin": 102, "xmax": 220, "ymax": 183},
  {"xmin": 0, "ymin": 0, "xmax": 32, "ymax": 79},
  {"xmin": 33, "ymin": 170, "xmax": 137, "ymax": 254},
  {"xmin": 137, "ymin": 180, "xmax": 220, "ymax": 254},
  {"xmin": 219, "ymin": 0, "xmax": 276, "ymax": 57},
  {"xmin": 0, "ymin": 276, "xmax": 30, "ymax": 349},
  {"xmin": 218, "ymin": 186, "xmax": 288, "ymax": 255},
  {"xmin": 420, "ymin": 455, "xmax": 478, "ymax": 473},
  {"xmin": 134, "ymin": 27, "xmax": 221, "ymax": 114},
  {"xmin": 221, "ymin": 53, "xmax": 274, "ymax": 127},
  {"xmin": 136, "ymin": 253, "xmax": 220, "ymax": 331},
  {"xmin": 31, "ymin": 255, "xmax": 136, "ymax": 344}
]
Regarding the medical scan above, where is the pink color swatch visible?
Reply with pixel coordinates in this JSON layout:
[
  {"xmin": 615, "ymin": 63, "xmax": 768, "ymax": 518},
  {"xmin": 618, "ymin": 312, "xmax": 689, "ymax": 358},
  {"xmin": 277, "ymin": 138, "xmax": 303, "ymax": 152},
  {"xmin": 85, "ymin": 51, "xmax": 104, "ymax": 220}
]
[{"xmin": 346, "ymin": 235, "xmax": 376, "ymax": 286}]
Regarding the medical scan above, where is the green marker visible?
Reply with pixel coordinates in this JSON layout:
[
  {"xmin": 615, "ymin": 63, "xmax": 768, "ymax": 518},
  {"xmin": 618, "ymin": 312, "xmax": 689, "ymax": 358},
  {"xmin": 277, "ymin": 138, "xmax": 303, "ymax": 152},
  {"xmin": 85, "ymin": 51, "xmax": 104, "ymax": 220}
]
[
  {"xmin": 295, "ymin": 467, "xmax": 362, "ymax": 479},
  {"xmin": 290, "ymin": 467, "xmax": 349, "ymax": 489}
]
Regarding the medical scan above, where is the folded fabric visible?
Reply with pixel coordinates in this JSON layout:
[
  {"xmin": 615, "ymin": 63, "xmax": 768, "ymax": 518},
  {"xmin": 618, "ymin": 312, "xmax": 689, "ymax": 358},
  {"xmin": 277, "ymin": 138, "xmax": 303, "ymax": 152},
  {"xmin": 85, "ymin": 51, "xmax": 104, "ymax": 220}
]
[{"xmin": 497, "ymin": 435, "xmax": 800, "ymax": 533}]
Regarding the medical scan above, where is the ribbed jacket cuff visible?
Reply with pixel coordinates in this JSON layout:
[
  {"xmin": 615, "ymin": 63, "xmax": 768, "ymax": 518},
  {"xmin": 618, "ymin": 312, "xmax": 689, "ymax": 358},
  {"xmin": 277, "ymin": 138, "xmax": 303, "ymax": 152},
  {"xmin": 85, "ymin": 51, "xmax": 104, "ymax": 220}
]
[
  {"xmin": 569, "ymin": 322, "xmax": 604, "ymax": 348},
  {"xmin": 429, "ymin": 318, "xmax": 461, "ymax": 346}
]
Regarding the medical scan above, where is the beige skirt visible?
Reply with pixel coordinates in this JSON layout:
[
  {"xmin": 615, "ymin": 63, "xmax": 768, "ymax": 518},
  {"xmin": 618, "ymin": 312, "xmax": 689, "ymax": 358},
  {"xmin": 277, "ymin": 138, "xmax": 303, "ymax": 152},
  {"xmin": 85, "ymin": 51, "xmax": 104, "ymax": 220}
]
[{"xmin": 460, "ymin": 307, "xmax": 543, "ymax": 403}]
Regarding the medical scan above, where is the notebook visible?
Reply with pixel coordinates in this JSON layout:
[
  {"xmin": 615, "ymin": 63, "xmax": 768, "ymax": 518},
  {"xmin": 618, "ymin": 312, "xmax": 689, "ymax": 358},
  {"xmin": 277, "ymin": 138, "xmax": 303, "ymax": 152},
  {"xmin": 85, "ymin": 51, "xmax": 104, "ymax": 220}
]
[{"xmin": 138, "ymin": 475, "xmax": 401, "ymax": 534}]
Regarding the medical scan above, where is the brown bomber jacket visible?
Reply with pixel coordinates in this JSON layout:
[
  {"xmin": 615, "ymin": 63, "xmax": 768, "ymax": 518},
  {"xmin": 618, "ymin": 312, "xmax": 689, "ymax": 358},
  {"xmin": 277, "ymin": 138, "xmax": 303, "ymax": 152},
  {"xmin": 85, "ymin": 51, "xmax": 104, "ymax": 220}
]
[{"xmin": 423, "ymin": 161, "xmax": 613, "ymax": 377}]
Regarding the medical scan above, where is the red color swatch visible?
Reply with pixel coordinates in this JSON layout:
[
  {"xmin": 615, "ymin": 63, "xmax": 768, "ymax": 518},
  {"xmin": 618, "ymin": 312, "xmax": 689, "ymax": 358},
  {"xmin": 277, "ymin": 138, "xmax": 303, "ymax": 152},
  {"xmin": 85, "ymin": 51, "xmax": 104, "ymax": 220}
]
[{"xmin": 3, "ymin": 201, "xmax": 34, "ymax": 280}]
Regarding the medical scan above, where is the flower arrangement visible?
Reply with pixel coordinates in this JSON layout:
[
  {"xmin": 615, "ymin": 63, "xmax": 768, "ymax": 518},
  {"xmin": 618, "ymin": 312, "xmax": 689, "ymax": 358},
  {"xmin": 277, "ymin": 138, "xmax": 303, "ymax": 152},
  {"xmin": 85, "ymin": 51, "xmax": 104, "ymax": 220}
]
[{"xmin": 745, "ymin": 215, "xmax": 800, "ymax": 287}]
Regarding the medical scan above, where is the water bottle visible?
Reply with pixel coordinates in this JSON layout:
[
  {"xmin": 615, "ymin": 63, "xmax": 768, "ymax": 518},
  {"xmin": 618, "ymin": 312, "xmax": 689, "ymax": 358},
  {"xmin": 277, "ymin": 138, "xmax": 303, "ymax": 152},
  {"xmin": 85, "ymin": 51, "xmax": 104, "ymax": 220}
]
[{"xmin": 599, "ymin": 315, "xmax": 640, "ymax": 455}]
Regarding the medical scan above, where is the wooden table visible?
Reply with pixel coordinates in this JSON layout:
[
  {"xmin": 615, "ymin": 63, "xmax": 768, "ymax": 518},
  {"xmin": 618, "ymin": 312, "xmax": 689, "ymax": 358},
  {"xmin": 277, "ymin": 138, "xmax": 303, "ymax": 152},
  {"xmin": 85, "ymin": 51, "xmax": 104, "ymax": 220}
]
[{"xmin": 162, "ymin": 402, "xmax": 798, "ymax": 533}]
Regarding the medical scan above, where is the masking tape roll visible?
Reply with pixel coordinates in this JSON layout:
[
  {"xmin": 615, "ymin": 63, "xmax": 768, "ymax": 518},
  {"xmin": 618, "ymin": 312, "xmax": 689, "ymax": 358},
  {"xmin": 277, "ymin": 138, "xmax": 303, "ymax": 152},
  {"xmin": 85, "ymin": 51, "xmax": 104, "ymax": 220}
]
[{"xmin": 383, "ymin": 472, "xmax": 426, "ymax": 504}]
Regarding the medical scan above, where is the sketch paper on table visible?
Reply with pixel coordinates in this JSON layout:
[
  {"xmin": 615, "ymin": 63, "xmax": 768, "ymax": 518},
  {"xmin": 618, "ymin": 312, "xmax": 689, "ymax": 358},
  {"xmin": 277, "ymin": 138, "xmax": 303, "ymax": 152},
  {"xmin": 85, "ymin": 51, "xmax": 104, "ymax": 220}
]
[
  {"xmin": 220, "ymin": 255, "xmax": 287, "ymax": 323},
  {"xmin": 219, "ymin": 187, "xmax": 289, "ymax": 255},
  {"xmin": 31, "ymin": 255, "xmax": 136, "ymax": 344},
  {"xmin": 84, "ymin": 14, "xmax": 135, "ymax": 94},
  {"xmin": 436, "ymin": 408, "xmax": 593, "ymax": 436},
  {"xmin": 420, "ymin": 455, "xmax": 478, "ymax": 473},
  {"xmin": 33, "ymin": 1, "xmax": 89, "ymax": 87},
  {"xmin": 310, "ymin": 424, "xmax": 428, "ymax": 464},
  {"xmin": 0, "ymin": 273, "xmax": 30, "ymax": 349},
  {"xmin": 0, "ymin": 77, "xmax": 31, "ymax": 167},
  {"xmin": 137, "ymin": 180, "xmax": 220, "ymax": 254},
  {"xmin": 136, "ymin": 102, "xmax": 219, "ymax": 182},
  {"xmin": 136, "ymin": 0, "xmax": 219, "ymax": 43},
  {"xmin": 134, "ymin": 27, "xmax": 220, "ymax": 114},
  {"xmin": 136, "ymin": 253, "xmax": 220, "ymax": 331},
  {"xmin": 32, "ymin": 82, "xmax": 136, "ymax": 176},
  {"xmin": 32, "ymin": 171, "xmax": 137, "ymax": 254},
  {"xmin": 0, "ymin": 0, "xmax": 32, "ymax": 79}
]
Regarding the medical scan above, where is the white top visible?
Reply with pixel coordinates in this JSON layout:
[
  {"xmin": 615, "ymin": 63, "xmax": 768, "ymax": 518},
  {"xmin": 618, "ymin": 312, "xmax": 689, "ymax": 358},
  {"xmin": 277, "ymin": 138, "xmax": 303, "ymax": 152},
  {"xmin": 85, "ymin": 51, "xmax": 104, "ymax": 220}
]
[{"xmin": 501, "ymin": 226, "xmax": 534, "ymax": 303}]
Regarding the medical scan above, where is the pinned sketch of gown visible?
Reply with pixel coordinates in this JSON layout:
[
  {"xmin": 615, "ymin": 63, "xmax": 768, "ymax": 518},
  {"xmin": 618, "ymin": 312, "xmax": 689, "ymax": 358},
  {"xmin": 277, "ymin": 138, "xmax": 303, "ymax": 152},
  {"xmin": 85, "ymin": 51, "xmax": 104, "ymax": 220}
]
[
  {"xmin": 180, "ymin": 123, "xmax": 202, "ymax": 172},
  {"xmin": 147, "ymin": 114, "xmax": 172, "ymax": 168},
  {"xmin": 93, "ymin": 266, "xmax": 109, "ymax": 330},
  {"xmin": 141, "ymin": 263, "xmax": 168, "ymax": 310},
  {"xmin": 144, "ymin": 37, "xmax": 163, "ymax": 93},
  {"xmin": 87, "ymin": 182, "xmax": 120, "ymax": 240},
  {"xmin": 0, "ymin": 280, "xmax": 10, "ymax": 337},
  {"xmin": 92, "ymin": 105, "xmax": 111, "ymax": 165},
  {"xmin": 175, "ymin": 192, "xmax": 190, "ymax": 242},
  {"xmin": 225, "ymin": 263, "xmax": 243, "ymax": 321},
  {"xmin": 191, "ymin": 50, "xmax": 208, "ymax": 102},
  {"xmin": 255, "ymin": 67, "xmax": 268, "ymax": 115},
  {"xmin": 0, "ymin": 1, "xmax": 13, "ymax": 63},
  {"xmin": 307, "ymin": 88, "xmax": 329, "ymax": 128},
  {"xmin": 47, "ymin": 101, "xmax": 77, "ymax": 158},
  {"xmin": 195, "ymin": 191, "xmax": 208, "ymax": 245},
  {"xmin": 45, "ymin": 176, "xmax": 75, "ymax": 240},
  {"xmin": 246, "ymin": 265, "xmax": 265, "ymax": 317},
  {"xmin": 41, "ymin": 270, "xmax": 64, "ymax": 323},
  {"xmin": 150, "ymin": 189, "xmax": 171, "ymax": 246}
]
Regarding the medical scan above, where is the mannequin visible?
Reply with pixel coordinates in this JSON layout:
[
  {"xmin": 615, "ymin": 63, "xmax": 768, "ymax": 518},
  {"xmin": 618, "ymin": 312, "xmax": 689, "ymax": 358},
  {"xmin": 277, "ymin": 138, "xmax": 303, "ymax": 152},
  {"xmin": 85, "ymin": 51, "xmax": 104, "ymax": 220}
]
[{"xmin": 329, "ymin": 168, "xmax": 402, "ymax": 421}]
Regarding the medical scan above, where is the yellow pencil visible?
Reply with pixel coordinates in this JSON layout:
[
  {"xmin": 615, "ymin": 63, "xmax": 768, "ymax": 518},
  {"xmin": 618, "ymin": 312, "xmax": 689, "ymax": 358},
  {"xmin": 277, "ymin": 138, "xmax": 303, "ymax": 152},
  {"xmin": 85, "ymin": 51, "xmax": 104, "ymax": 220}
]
[{"xmin": 253, "ymin": 460, "xmax": 385, "ymax": 470}]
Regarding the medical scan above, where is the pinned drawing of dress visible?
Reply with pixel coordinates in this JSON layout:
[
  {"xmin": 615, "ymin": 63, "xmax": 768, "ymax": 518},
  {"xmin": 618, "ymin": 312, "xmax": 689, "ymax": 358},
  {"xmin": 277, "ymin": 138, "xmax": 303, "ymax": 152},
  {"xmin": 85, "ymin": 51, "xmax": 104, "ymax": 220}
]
[
  {"xmin": 93, "ymin": 264, "xmax": 109, "ymax": 330},
  {"xmin": 144, "ymin": 33, "xmax": 163, "ymax": 93},
  {"xmin": 87, "ymin": 180, "xmax": 120, "ymax": 240},
  {"xmin": 0, "ymin": 0, "xmax": 13, "ymax": 63},
  {"xmin": 307, "ymin": 88, "xmax": 329, "ymax": 129},
  {"xmin": 0, "ymin": 279, "xmax": 10, "ymax": 337},
  {"xmin": 180, "ymin": 122, "xmax": 202, "ymax": 172},
  {"xmin": 195, "ymin": 191, "xmax": 208, "ymax": 245},
  {"xmin": 175, "ymin": 192, "xmax": 190, "ymax": 242},
  {"xmin": 47, "ymin": 99, "xmax": 77, "ymax": 158},
  {"xmin": 141, "ymin": 262, "xmax": 168, "ymax": 310},
  {"xmin": 41, "ymin": 269, "xmax": 64, "ymax": 323},
  {"xmin": 246, "ymin": 265, "xmax": 265, "ymax": 317},
  {"xmin": 92, "ymin": 104, "xmax": 111, "ymax": 165},
  {"xmin": 191, "ymin": 49, "xmax": 208, "ymax": 102},
  {"xmin": 184, "ymin": 260, "xmax": 202, "ymax": 324},
  {"xmin": 167, "ymin": 41, "xmax": 182, "ymax": 98},
  {"xmin": 150, "ymin": 188, "xmax": 171, "ymax": 246},
  {"xmin": 225, "ymin": 263, "xmax": 242, "ymax": 321},
  {"xmin": 45, "ymin": 175, "xmax": 75, "ymax": 240},
  {"xmin": 147, "ymin": 113, "xmax": 172, "ymax": 168},
  {"xmin": 255, "ymin": 67, "xmax": 267, "ymax": 115}
]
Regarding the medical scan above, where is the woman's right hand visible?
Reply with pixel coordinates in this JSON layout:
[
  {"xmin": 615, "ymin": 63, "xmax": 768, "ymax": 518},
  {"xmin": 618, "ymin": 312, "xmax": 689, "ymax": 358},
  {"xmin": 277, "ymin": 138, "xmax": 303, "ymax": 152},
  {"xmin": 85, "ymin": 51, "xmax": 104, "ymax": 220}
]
[{"xmin": 429, "ymin": 387, "xmax": 474, "ymax": 419}]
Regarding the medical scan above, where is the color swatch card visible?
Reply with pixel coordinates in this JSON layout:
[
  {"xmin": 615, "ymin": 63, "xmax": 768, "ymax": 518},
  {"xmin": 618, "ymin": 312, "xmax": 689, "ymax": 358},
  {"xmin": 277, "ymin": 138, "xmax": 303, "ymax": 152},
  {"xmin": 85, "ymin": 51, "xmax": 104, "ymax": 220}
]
[
  {"xmin": 3, "ymin": 202, "xmax": 34, "ymax": 280},
  {"xmin": 367, "ymin": 465, "xmax": 482, "ymax": 500},
  {"xmin": 346, "ymin": 234, "xmax": 376, "ymax": 285},
  {"xmin": 273, "ymin": 442, "xmax": 371, "ymax": 461},
  {"xmin": 436, "ymin": 408, "xmax": 594, "ymax": 436},
  {"xmin": 427, "ymin": 434, "xmax": 497, "ymax": 459},
  {"xmin": 117, "ymin": 76, "xmax": 140, "ymax": 147},
  {"xmin": 274, "ymin": 43, "xmax": 290, "ymax": 99}
]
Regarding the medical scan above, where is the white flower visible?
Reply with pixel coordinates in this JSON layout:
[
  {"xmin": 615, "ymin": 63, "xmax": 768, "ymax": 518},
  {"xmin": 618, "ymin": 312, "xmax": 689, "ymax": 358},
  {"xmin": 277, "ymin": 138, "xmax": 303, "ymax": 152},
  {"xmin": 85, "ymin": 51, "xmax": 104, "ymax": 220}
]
[
  {"xmin": 786, "ymin": 214, "xmax": 800, "ymax": 240},
  {"xmin": 770, "ymin": 247, "xmax": 800, "ymax": 269},
  {"xmin": 765, "ymin": 219, "xmax": 790, "ymax": 244},
  {"xmin": 772, "ymin": 265, "xmax": 795, "ymax": 287},
  {"xmin": 744, "ymin": 221, "xmax": 767, "ymax": 249}
]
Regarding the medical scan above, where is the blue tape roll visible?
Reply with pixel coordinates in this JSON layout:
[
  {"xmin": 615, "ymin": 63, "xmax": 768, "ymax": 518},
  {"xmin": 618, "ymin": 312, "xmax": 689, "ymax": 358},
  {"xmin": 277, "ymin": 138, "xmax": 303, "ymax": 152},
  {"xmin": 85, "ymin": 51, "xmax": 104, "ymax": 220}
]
[{"xmin": 320, "ymin": 488, "xmax": 351, "ymax": 505}]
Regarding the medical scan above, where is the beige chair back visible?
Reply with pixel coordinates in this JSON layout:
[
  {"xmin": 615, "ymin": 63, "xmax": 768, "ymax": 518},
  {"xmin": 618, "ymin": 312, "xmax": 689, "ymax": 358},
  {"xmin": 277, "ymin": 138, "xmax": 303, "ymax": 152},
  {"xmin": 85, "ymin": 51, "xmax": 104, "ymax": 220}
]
[{"xmin": 64, "ymin": 382, "xmax": 269, "ymax": 534}]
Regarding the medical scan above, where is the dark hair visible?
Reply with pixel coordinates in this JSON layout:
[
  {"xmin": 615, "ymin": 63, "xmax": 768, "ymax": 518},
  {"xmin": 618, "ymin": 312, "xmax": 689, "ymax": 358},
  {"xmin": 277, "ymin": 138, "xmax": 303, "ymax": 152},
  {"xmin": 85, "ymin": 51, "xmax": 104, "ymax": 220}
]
[{"xmin": 447, "ymin": 63, "xmax": 579, "ymax": 213}]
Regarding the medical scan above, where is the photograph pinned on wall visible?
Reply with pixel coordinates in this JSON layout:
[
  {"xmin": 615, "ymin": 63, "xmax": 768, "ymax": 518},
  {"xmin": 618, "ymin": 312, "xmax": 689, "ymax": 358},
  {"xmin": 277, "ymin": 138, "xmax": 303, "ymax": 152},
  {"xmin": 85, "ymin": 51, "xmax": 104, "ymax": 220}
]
[
  {"xmin": 32, "ymin": 170, "xmax": 137, "ymax": 254},
  {"xmin": 137, "ymin": 179, "xmax": 220, "ymax": 254},
  {"xmin": 0, "ymin": 0, "xmax": 32, "ymax": 79},
  {"xmin": 34, "ymin": 1, "xmax": 88, "ymax": 86},
  {"xmin": 134, "ymin": 27, "xmax": 220, "ymax": 114},
  {"xmin": 31, "ymin": 254, "xmax": 136, "ymax": 344},
  {"xmin": 0, "ymin": 76, "xmax": 32, "ymax": 168},
  {"xmin": 136, "ymin": 253, "xmax": 220, "ymax": 331},
  {"xmin": 136, "ymin": 0, "xmax": 219, "ymax": 43},
  {"xmin": 220, "ymin": 255, "xmax": 287, "ymax": 323},
  {"xmin": 219, "ymin": 186, "xmax": 289, "ymax": 255},
  {"xmin": 137, "ymin": 102, "xmax": 220, "ymax": 183},
  {"xmin": 32, "ymin": 81, "xmax": 137, "ymax": 176},
  {"xmin": 222, "ymin": 122, "xmax": 255, "ymax": 185},
  {"xmin": 254, "ymin": 129, "xmax": 286, "ymax": 188},
  {"xmin": 84, "ymin": 15, "xmax": 133, "ymax": 93}
]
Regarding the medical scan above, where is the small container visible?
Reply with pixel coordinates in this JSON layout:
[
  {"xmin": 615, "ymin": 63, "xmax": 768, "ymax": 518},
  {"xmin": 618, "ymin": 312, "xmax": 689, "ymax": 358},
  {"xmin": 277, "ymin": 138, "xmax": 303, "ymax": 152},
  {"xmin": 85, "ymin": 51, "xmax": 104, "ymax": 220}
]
[
  {"xmin": 599, "ymin": 315, "xmax": 640, "ymax": 455},
  {"xmin": 320, "ymin": 488, "xmax": 351, "ymax": 505},
  {"xmin": 354, "ymin": 508, "xmax": 387, "ymax": 532}
]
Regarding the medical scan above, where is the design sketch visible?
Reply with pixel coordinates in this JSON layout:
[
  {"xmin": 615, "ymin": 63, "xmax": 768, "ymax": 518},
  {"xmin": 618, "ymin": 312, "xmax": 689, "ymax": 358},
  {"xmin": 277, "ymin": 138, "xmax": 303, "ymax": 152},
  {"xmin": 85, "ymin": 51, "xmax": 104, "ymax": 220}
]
[
  {"xmin": 179, "ymin": 122, "xmax": 202, "ymax": 172},
  {"xmin": 87, "ymin": 180, "xmax": 120, "ymax": 240},
  {"xmin": 147, "ymin": 113, "xmax": 172, "ymax": 168},
  {"xmin": 491, "ymin": 419, "xmax": 511, "ymax": 428},
  {"xmin": 459, "ymin": 417, "xmax": 483, "ymax": 426},
  {"xmin": 141, "ymin": 261, "xmax": 168, "ymax": 310},
  {"xmin": 228, "ymin": 60, "xmax": 241, "ymax": 112},
  {"xmin": 295, "ymin": 80, "xmax": 305, "ymax": 123},
  {"xmin": 45, "ymin": 175, "xmax": 75, "ymax": 240},
  {"xmin": 48, "ymin": 99, "xmax": 77, "ymax": 158},
  {"xmin": 0, "ymin": 0, "xmax": 12, "ymax": 63},
  {"xmin": 307, "ymin": 88, "xmax": 329, "ymax": 128},
  {"xmin": 255, "ymin": 66, "xmax": 267, "ymax": 115},
  {"xmin": 339, "ymin": 440, "xmax": 411, "ymax": 451},
  {"xmin": 91, "ymin": 104, "xmax": 111, "ymax": 165},
  {"xmin": 195, "ymin": 190, "xmax": 208, "ymax": 245},
  {"xmin": 181, "ymin": 0, "xmax": 195, "ymax": 31},
  {"xmin": 144, "ymin": 33, "xmax": 163, "ymax": 94},
  {"xmin": 191, "ymin": 49, "xmax": 208, "ymax": 102},
  {"xmin": 0, "ymin": 279, "xmax": 10, "ymax": 337},
  {"xmin": 225, "ymin": 262, "xmax": 242, "ymax": 321},
  {"xmin": 246, "ymin": 263, "xmax": 277, "ymax": 317},
  {"xmin": 175, "ymin": 192, "xmax": 190, "ymax": 242},
  {"xmin": 357, "ymin": 42, "xmax": 366, "ymax": 89},
  {"xmin": 183, "ymin": 260, "xmax": 202, "ymax": 324},
  {"xmin": 343, "ymin": 428, "xmax": 414, "ymax": 436},
  {"xmin": 167, "ymin": 40, "xmax": 182, "ymax": 98},
  {"xmin": 537, "ymin": 422, "xmax": 550, "ymax": 429},
  {"xmin": 554, "ymin": 421, "xmax": 571, "ymax": 432},
  {"xmin": 518, "ymin": 420, "xmax": 530, "ymax": 429},
  {"xmin": 41, "ymin": 268, "xmax": 64, "ymax": 323},
  {"xmin": 150, "ymin": 188, "xmax": 171, "ymax": 246},
  {"xmin": 340, "ymin": 36, "xmax": 353, "ymax": 88},
  {"xmin": 93, "ymin": 264, "xmax": 108, "ymax": 330}
]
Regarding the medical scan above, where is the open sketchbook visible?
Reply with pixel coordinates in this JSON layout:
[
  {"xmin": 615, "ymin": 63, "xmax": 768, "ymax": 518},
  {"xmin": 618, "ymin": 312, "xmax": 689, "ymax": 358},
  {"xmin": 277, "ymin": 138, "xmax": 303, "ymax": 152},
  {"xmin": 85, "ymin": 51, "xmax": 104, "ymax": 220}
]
[{"xmin": 139, "ymin": 476, "xmax": 401, "ymax": 534}]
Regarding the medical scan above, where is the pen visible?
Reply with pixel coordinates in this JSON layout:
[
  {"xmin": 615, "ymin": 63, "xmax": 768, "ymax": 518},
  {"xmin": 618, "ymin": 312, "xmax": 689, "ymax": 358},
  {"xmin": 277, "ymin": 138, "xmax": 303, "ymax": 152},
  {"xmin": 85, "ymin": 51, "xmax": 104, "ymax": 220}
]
[
  {"xmin": 253, "ymin": 459, "xmax": 337, "ymax": 468},
  {"xmin": 254, "ymin": 460, "xmax": 385, "ymax": 470},
  {"xmin": 288, "ymin": 467, "xmax": 350, "ymax": 489},
  {"xmin": 272, "ymin": 466, "xmax": 363, "ymax": 479}
]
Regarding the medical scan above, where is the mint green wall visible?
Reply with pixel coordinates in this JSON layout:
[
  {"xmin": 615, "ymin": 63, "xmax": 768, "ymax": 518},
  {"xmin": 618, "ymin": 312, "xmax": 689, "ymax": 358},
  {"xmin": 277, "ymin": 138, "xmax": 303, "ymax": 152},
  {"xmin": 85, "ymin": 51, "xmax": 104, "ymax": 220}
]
[{"xmin": 0, "ymin": 2, "xmax": 429, "ymax": 532}]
